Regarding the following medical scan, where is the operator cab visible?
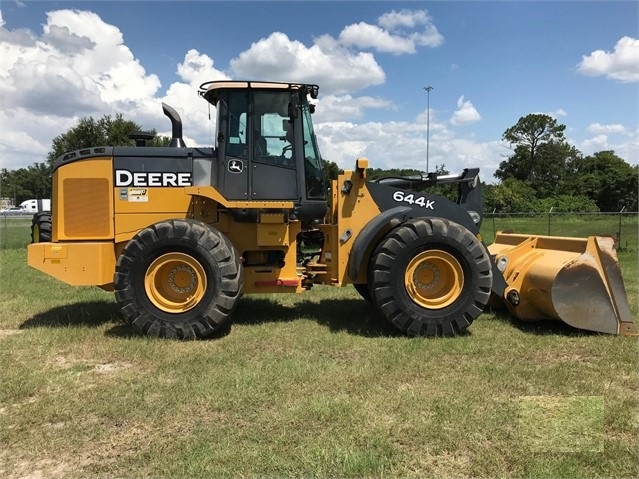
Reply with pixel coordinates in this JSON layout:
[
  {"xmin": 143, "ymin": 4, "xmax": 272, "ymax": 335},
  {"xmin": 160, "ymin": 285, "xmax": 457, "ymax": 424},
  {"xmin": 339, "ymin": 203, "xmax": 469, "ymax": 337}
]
[{"xmin": 199, "ymin": 81, "xmax": 326, "ymax": 221}]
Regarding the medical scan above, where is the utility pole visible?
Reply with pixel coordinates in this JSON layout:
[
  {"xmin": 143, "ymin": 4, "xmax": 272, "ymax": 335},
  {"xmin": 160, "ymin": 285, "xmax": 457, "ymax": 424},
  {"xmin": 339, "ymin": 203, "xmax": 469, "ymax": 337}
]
[{"xmin": 423, "ymin": 85, "xmax": 433, "ymax": 173}]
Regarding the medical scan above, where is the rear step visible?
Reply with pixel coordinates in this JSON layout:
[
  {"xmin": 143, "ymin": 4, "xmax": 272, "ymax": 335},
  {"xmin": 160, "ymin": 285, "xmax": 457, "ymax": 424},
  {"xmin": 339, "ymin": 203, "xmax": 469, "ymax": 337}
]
[{"xmin": 488, "ymin": 233, "xmax": 637, "ymax": 335}]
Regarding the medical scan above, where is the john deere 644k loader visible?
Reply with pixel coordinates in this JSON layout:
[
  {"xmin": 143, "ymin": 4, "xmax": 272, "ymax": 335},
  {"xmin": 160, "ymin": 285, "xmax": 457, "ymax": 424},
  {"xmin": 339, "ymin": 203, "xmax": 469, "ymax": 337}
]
[{"xmin": 27, "ymin": 81, "xmax": 637, "ymax": 339}]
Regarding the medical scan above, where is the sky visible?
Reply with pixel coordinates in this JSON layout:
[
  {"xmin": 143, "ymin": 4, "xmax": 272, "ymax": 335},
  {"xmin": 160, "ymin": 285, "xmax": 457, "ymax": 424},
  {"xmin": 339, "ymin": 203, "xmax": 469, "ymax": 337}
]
[{"xmin": 0, "ymin": 0, "xmax": 637, "ymax": 182}]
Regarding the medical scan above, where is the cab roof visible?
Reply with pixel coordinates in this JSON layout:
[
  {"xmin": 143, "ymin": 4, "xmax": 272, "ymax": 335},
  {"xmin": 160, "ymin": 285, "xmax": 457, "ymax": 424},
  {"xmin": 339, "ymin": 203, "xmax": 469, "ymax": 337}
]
[{"xmin": 198, "ymin": 80, "xmax": 319, "ymax": 104}]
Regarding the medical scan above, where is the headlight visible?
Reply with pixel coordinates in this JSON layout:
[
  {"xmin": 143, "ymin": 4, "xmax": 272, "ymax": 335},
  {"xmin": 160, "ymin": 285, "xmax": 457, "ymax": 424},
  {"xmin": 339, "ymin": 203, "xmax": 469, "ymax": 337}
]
[{"xmin": 467, "ymin": 210, "xmax": 481, "ymax": 224}]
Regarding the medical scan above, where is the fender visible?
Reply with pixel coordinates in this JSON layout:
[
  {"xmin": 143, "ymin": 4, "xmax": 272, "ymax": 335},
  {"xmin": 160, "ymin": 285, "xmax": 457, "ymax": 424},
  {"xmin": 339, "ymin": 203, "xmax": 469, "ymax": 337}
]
[{"xmin": 348, "ymin": 205, "xmax": 412, "ymax": 282}]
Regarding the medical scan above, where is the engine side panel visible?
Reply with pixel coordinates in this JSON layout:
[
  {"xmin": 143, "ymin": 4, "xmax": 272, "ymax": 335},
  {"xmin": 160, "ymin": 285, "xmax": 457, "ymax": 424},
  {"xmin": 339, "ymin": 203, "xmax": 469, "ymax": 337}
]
[{"xmin": 54, "ymin": 158, "xmax": 114, "ymax": 241}]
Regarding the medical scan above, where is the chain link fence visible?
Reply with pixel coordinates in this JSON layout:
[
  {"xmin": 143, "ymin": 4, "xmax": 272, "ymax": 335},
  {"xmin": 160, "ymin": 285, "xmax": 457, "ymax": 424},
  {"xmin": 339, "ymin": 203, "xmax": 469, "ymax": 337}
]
[
  {"xmin": 2, "ymin": 211, "xmax": 638, "ymax": 251},
  {"xmin": 483, "ymin": 211, "xmax": 638, "ymax": 251},
  {"xmin": 0, "ymin": 215, "xmax": 33, "ymax": 250}
]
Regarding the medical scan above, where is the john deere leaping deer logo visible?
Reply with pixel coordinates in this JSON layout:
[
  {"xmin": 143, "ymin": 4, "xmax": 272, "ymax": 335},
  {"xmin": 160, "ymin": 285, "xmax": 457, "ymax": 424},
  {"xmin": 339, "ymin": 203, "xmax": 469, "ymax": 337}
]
[{"xmin": 228, "ymin": 160, "xmax": 244, "ymax": 174}]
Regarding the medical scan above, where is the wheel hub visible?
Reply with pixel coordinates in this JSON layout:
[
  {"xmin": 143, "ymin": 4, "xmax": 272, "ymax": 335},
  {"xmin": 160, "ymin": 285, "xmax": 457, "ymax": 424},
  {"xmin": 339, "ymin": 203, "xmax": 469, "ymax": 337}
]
[
  {"xmin": 404, "ymin": 249, "xmax": 464, "ymax": 309},
  {"xmin": 412, "ymin": 262, "xmax": 441, "ymax": 290},
  {"xmin": 144, "ymin": 252, "xmax": 207, "ymax": 313},
  {"xmin": 167, "ymin": 265, "xmax": 197, "ymax": 294}
]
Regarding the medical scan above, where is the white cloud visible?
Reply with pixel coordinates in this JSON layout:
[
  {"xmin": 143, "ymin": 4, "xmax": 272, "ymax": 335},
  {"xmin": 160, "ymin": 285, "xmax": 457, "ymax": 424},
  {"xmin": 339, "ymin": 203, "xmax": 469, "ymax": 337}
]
[
  {"xmin": 42, "ymin": 24, "xmax": 95, "ymax": 54},
  {"xmin": 576, "ymin": 128, "xmax": 639, "ymax": 166},
  {"xmin": 0, "ymin": 9, "xmax": 162, "ymax": 134},
  {"xmin": 313, "ymin": 95, "xmax": 393, "ymax": 122},
  {"xmin": 157, "ymin": 50, "xmax": 230, "ymax": 147},
  {"xmin": 587, "ymin": 123, "xmax": 627, "ymax": 135},
  {"xmin": 576, "ymin": 124, "xmax": 638, "ymax": 166},
  {"xmin": 0, "ymin": 108, "xmax": 71, "ymax": 169},
  {"xmin": 450, "ymin": 96, "xmax": 481, "ymax": 126},
  {"xmin": 229, "ymin": 32, "xmax": 385, "ymax": 94},
  {"xmin": 377, "ymin": 9, "xmax": 444, "ymax": 48},
  {"xmin": 177, "ymin": 49, "xmax": 229, "ymax": 85},
  {"xmin": 339, "ymin": 23, "xmax": 417, "ymax": 54},
  {"xmin": 581, "ymin": 134, "xmax": 609, "ymax": 151},
  {"xmin": 0, "ymin": 9, "xmax": 172, "ymax": 169},
  {"xmin": 315, "ymin": 108, "xmax": 503, "ymax": 181},
  {"xmin": 529, "ymin": 109, "xmax": 568, "ymax": 121},
  {"xmin": 339, "ymin": 9, "xmax": 443, "ymax": 55},
  {"xmin": 578, "ymin": 36, "xmax": 639, "ymax": 83},
  {"xmin": 378, "ymin": 9, "xmax": 433, "ymax": 30}
]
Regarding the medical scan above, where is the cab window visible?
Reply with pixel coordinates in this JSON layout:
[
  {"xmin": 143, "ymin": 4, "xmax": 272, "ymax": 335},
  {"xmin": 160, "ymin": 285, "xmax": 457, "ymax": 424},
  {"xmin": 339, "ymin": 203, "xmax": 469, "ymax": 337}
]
[
  {"xmin": 226, "ymin": 91, "xmax": 248, "ymax": 159},
  {"xmin": 301, "ymin": 101, "xmax": 326, "ymax": 199},
  {"xmin": 253, "ymin": 92, "xmax": 295, "ymax": 168}
]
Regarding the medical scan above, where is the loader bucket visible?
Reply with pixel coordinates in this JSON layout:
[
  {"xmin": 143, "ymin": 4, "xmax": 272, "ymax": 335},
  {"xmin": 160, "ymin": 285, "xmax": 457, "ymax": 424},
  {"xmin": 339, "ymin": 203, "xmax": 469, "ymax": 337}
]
[{"xmin": 488, "ymin": 233, "xmax": 637, "ymax": 335}]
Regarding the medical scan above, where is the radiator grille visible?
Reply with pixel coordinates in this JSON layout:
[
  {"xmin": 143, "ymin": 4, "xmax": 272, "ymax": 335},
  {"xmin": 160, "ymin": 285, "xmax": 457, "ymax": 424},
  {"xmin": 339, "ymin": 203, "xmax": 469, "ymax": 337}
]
[{"xmin": 63, "ymin": 178, "xmax": 111, "ymax": 237}]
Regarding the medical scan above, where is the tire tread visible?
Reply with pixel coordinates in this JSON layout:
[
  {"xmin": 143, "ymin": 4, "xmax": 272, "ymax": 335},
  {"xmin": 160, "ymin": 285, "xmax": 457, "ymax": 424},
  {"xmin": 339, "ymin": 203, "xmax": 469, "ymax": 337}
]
[{"xmin": 369, "ymin": 217, "xmax": 492, "ymax": 337}]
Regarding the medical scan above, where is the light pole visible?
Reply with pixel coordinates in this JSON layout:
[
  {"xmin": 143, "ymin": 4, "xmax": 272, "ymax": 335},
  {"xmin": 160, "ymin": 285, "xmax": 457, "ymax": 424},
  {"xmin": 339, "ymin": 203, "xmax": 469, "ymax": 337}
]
[{"xmin": 423, "ymin": 85, "xmax": 433, "ymax": 173}]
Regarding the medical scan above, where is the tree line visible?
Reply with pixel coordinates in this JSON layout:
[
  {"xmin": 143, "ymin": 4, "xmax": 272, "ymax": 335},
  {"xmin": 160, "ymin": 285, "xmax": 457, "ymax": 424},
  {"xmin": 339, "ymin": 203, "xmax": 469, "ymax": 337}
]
[
  {"xmin": 1, "ymin": 113, "xmax": 636, "ymax": 212},
  {"xmin": 488, "ymin": 114, "xmax": 637, "ymax": 212}
]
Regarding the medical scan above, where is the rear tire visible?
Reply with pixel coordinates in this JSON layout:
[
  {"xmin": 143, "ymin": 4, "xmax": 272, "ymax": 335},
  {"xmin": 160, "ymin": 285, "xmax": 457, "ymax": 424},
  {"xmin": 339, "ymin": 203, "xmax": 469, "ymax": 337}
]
[
  {"xmin": 114, "ymin": 219, "xmax": 243, "ymax": 339},
  {"xmin": 369, "ymin": 217, "xmax": 492, "ymax": 337},
  {"xmin": 31, "ymin": 212, "xmax": 52, "ymax": 243}
]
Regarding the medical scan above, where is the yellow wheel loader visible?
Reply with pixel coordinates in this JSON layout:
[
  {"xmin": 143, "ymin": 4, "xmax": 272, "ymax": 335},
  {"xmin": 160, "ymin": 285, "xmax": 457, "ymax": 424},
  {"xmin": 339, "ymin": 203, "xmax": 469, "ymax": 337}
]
[{"xmin": 27, "ymin": 81, "xmax": 637, "ymax": 339}]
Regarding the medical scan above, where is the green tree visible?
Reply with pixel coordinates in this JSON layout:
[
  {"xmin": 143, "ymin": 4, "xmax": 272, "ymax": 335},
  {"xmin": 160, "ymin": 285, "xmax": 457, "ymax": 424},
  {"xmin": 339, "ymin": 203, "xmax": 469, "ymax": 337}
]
[
  {"xmin": 147, "ymin": 134, "xmax": 172, "ymax": 147},
  {"xmin": 497, "ymin": 114, "xmax": 566, "ymax": 182},
  {"xmin": 484, "ymin": 178, "xmax": 538, "ymax": 212},
  {"xmin": 528, "ymin": 140, "xmax": 581, "ymax": 197},
  {"xmin": 0, "ymin": 162, "xmax": 52, "ymax": 203},
  {"xmin": 47, "ymin": 114, "xmax": 142, "ymax": 165},
  {"xmin": 322, "ymin": 160, "xmax": 342, "ymax": 182},
  {"xmin": 536, "ymin": 195, "xmax": 598, "ymax": 213},
  {"xmin": 563, "ymin": 151, "xmax": 638, "ymax": 211}
]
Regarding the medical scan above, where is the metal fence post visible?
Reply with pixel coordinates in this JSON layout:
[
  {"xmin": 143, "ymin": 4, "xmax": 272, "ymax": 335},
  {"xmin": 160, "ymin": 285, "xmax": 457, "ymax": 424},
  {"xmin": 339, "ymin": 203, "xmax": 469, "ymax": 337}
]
[
  {"xmin": 547, "ymin": 206, "xmax": 553, "ymax": 236},
  {"xmin": 618, "ymin": 206, "xmax": 625, "ymax": 248},
  {"xmin": 492, "ymin": 208, "xmax": 496, "ymax": 239}
]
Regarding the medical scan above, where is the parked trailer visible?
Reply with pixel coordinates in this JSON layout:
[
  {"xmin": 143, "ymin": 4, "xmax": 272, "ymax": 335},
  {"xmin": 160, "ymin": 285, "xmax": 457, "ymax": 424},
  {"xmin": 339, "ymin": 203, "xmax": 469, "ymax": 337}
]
[{"xmin": 19, "ymin": 199, "xmax": 51, "ymax": 213}]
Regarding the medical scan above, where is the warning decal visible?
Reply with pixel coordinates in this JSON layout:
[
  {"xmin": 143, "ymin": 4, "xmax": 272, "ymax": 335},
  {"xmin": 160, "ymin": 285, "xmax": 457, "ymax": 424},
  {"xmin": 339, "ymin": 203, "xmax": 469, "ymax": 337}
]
[{"xmin": 128, "ymin": 188, "xmax": 148, "ymax": 202}]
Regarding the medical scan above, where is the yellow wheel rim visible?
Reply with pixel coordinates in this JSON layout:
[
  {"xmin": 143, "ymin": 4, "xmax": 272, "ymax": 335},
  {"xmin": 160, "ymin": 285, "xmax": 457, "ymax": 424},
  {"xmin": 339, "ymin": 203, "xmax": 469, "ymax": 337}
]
[
  {"xmin": 404, "ymin": 249, "xmax": 464, "ymax": 309},
  {"xmin": 144, "ymin": 253, "xmax": 207, "ymax": 313}
]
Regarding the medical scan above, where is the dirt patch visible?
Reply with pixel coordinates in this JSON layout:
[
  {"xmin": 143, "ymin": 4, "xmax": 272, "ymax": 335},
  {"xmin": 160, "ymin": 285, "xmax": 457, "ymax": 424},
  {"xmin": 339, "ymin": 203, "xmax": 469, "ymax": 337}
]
[
  {"xmin": 3, "ymin": 419, "xmax": 154, "ymax": 479},
  {"xmin": 0, "ymin": 329, "xmax": 24, "ymax": 338},
  {"xmin": 4, "ymin": 459, "xmax": 72, "ymax": 479},
  {"xmin": 48, "ymin": 355, "xmax": 132, "ymax": 375},
  {"xmin": 92, "ymin": 362, "xmax": 132, "ymax": 374},
  {"xmin": 1, "ymin": 396, "xmax": 38, "ymax": 416}
]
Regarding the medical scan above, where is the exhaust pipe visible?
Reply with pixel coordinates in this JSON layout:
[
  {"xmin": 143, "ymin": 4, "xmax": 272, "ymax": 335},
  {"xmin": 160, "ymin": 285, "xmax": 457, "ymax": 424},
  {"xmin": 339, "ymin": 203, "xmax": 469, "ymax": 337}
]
[{"xmin": 162, "ymin": 103, "xmax": 186, "ymax": 148}]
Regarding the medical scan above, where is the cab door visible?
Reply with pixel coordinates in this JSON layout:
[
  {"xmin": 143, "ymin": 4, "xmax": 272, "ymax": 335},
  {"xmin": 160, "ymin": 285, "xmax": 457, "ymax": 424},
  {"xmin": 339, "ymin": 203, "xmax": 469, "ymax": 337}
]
[
  {"xmin": 251, "ymin": 107, "xmax": 298, "ymax": 201},
  {"xmin": 251, "ymin": 109, "xmax": 298, "ymax": 200},
  {"xmin": 218, "ymin": 90, "xmax": 250, "ymax": 200}
]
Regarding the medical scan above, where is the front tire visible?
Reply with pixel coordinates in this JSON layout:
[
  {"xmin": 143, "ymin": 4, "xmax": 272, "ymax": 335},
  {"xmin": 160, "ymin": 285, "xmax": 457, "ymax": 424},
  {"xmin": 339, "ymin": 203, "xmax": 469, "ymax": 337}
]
[
  {"xmin": 114, "ymin": 219, "xmax": 243, "ymax": 339},
  {"xmin": 369, "ymin": 218, "xmax": 492, "ymax": 337}
]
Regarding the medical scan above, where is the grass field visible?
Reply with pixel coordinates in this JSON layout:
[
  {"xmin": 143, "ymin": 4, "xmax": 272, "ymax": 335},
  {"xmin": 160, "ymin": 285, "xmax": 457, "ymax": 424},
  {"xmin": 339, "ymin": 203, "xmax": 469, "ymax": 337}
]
[{"xmin": 1, "ymin": 216, "xmax": 637, "ymax": 478}]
